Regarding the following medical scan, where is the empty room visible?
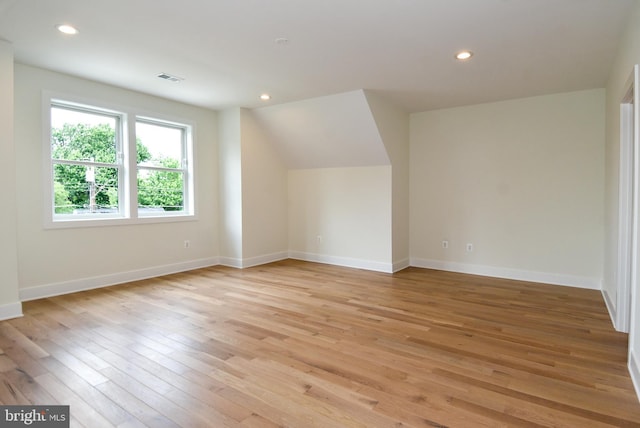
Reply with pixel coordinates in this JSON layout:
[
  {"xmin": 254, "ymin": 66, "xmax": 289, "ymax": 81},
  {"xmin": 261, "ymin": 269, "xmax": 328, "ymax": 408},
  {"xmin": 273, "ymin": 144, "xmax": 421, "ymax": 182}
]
[{"xmin": 1, "ymin": 0, "xmax": 640, "ymax": 426}]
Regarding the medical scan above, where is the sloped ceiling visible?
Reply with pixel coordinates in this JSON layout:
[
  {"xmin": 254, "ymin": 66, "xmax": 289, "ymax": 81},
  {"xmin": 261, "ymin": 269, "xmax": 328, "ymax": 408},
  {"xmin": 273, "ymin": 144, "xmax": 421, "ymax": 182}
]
[{"xmin": 251, "ymin": 90, "xmax": 389, "ymax": 169}]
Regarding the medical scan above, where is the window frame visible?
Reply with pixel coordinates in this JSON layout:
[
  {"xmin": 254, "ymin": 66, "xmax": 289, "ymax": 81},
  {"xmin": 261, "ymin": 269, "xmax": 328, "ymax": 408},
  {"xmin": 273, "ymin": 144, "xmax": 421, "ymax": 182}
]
[
  {"xmin": 49, "ymin": 101, "xmax": 125, "ymax": 220},
  {"xmin": 135, "ymin": 116, "xmax": 192, "ymax": 218},
  {"xmin": 43, "ymin": 92, "xmax": 196, "ymax": 229}
]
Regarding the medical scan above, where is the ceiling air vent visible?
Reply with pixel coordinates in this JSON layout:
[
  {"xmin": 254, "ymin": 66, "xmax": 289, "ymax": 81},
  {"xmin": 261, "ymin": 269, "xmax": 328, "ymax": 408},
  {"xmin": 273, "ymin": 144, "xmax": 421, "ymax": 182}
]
[{"xmin": 157, "ymin": 72, "xmax": 184, "ymax": 82}]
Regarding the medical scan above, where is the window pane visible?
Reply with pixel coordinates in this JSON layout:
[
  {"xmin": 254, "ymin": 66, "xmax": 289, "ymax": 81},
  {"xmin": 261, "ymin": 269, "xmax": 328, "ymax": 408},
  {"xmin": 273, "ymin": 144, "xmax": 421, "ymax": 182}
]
[
  {"xmin": 54, "ymin": 165, "xmax": 119, "ymax": 215},
  {"xmin": 46, "ymin": 99, "xmax": 194, "ymax": 225},
  {"xmin": 136, "ymin": 121, "xmax": 183, "ymax": 168},
  {"xmin": 51, "ymin": 107, "xmax": 118, "ymax": 163},
  {"xmin": 137, "ymin": 169, "xmax": 184, "ymax": 212}
]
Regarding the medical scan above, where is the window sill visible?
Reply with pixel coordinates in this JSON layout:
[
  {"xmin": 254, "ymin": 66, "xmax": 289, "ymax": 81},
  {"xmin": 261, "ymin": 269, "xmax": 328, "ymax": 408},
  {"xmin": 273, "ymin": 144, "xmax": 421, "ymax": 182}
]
[{"xmin": 45, "ymin": 213, "xmax": 197, "ymax": 229}]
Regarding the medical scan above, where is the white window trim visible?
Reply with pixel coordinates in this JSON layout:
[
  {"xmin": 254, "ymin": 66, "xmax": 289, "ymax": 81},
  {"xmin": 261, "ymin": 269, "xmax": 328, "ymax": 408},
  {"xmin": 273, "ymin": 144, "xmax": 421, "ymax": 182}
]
[
  {"xmin": 49, "ymin": 101, "xmax": 125, "ymax": 221},
  {"xmin": 135, "ymin": 115, "xmax": 194, "ymax": 218},
  {"xmin": 42, "ymin": 91, "xmax": 197, "ymax": 229}
]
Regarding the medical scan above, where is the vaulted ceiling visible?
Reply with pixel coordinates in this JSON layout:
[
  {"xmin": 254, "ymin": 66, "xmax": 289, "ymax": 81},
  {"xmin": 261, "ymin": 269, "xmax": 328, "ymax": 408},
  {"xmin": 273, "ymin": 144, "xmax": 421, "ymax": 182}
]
[{"xmin": 0, "ymin": 0, "xmax": 634, "ymax": 113}]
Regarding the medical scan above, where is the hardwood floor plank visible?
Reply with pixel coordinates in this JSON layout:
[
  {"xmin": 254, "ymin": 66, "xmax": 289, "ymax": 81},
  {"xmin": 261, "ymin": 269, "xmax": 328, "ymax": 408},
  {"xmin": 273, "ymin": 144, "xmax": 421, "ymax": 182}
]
[
  {"xmin": 34, "ymin": 372, "xmax": 114, "ymax": 428},
  {"xmin": 1, "ymin": 367, "xmax": 56, "ymax": 406},
  {"xmin": 95, "ymin": 380, "xmax": 180, "ymax": 428},
  {"xmin": 34, "ymin": 355, "xmax": 131, "ymax": 426},
  {"xmin": 95, "ymin": 347, "xmax": 252, "ymax": 424},
  {"xmin": 0, "ymin": 371, "xmax": 29, "ymax": 404},
  {"xmin": 100, "ymin": 366, "xmax": 229, "ymax": 428},
  {"xmin": 0, "ymin": 260, "xmax": 639, "ymax": 427},
  {"xmin": 0, "ymin": 321, "xmax": 50, "ymax": 359}
]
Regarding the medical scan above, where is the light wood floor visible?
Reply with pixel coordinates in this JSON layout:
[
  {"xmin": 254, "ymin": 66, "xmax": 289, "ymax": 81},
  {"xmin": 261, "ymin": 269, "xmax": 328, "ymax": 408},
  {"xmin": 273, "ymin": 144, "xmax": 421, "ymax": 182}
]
[{"xmin": 1, "ymin": 260, "xmax": 639, "ymax": 427}]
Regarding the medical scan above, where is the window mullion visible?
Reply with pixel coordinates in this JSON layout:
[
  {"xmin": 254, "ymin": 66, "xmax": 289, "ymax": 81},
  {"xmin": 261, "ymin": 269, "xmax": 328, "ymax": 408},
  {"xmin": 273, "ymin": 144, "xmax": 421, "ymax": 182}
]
[{"xmin": 125, "ymin": 115, "xmax": 138, "ymax": 219}]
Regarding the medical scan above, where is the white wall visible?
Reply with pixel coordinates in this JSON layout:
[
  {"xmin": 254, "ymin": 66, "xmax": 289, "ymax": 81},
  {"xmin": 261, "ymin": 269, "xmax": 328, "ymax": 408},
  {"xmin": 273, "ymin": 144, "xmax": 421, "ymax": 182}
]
[
  {"xmin": 365, "ymin": 91, "xmax": 410, "ymax": 270},
  {"xmin": 218, "ymin": 108, "xmax": 244, "ymax": 265},
  {"xmin": 603, "ymin": 0, "xmax": 640, "ymax": 398},
  {"xmin": 240, "ymin": 109, "xmax": 288, "ymax": 265},
  {"xmin": 14, "ymin": 65, "xmax": 219, "ymax": 299},
  {"xmin": 217, "ymin": 108, "xmax": 288, "ymax": 268},
  {"xmin": 0, "ymin": 41, "xmax": 21, "ymax": 319},
  {"xmin": 410, "ymin": 89, "xmax": 605, "ymax": 288},
  {"xmin": 253, "ymin": 90, "xmax": 398, "ymax": 272},
  {"xmin": 288, "ymin": 166, "xmax": 393, "ymax": 272}
]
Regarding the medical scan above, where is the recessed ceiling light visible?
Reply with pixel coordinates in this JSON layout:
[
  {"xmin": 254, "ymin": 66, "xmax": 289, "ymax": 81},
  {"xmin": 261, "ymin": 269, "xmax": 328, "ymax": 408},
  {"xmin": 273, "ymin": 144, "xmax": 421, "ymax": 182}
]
[
  {"xmin": 56, "ymin": 24, "xmax": 79, "ymax": 35},
  {"xmin": 455, "ymin": 50, "xmax": 473, "ymax": 60},
  {"xmin": 260, "ymin": 94, "xmax": 271, "ymax": 101}
]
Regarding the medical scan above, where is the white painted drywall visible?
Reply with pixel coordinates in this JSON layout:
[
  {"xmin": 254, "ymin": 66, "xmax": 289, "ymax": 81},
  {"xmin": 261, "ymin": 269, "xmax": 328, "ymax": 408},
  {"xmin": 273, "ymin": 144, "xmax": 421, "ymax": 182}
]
[
  {"xmin": 218, "ymin": 108, "xmax": 244, "ymax": 265},
  {"xmin": 364, "ymin": 91, "xmax": 410, "ymax": 270},
  {"xmin": 288, "ymin": 166, "xmax": 393, "ymax": 272},
  {"xmin": 14, "ymin": 64, "xmax": 219, "ymax": 292},
  {"xmin": 0, "ymin": 41, "xmax": 21, "ymax": 318},
  {"xmin": 603, "ymin": 0, "xmax": 640, "ymax": 398},
  {"xmin": 410, "ymin": 89, "xmax": 605, "ymax": 288},
  {"xmin": 240, "ymin": 109, "xmax": 288, "ymax": 264}
]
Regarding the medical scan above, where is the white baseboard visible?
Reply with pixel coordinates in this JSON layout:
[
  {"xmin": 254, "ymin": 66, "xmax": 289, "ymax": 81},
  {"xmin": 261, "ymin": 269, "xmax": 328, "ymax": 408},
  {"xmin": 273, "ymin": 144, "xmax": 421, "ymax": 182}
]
[
  {"xmin": 289, "ymin": 251, "xmax": 394, "ymax": 273},
  {"xmin": 602, "ymin": 288, "xmax": 620, "ymax": 331},
  {"xmin": 0, "ymin": 301, "xmax": 23, "ymax": 321},
  {"xmin": 219, "ymin": 252, "xmax": 289, "ymax": 269},
  {"xmin": 393, "ymin": 258, "xmax": 411, "ymax": 272},
  {"xmin": 19, "ymin": 257, "xmax": 219, "ymax": 302},
  {"xmin": 629, "ymin": 350, "xmax": 640, "ymax": 403},
  {"xmin": 410, "ymin": 258, "xmax": 601, "ymax": 290},
  {"xmin": 242, "ymin": 252, "xmax": 289, "ymax": 268},
  {"xmin": 17, "ymin": 253, "xmax": 604, "ymax": 303},
  {"xmin": 218, "ymin": 257, "xmax": 243, "ymax": 268}
]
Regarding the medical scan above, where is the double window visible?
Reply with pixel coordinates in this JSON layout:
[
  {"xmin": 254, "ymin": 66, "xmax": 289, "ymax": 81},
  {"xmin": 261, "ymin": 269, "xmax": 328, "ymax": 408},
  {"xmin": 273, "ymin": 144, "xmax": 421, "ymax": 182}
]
[{"xmin": 46, "ymin": 97, "xmax": 194, "ymax": 227}]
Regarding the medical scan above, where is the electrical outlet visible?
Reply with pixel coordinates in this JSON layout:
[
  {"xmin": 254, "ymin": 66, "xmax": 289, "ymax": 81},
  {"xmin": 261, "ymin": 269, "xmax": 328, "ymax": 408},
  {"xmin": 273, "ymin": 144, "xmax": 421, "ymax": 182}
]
[
  {"xmin": 466, "ymin": 243, "xmax": 473, "ymax": 252},
  {"xmin": 316, "ymin": 235, "xmax": 323, "ymax": 244},
  {"xmin": 442, "ymin": 240, "xmax": 449, "ymax": 249},
  {"xmin": 184, "ymin": 240, "xmax": 190, "ymax": 248}
]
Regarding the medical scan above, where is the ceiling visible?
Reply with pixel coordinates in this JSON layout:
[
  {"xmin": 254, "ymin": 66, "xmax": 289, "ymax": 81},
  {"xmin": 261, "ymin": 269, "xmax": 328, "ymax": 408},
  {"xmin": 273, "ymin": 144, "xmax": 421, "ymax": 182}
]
[
  {"xmin": 252, "ymin": 90, "xmax": 390, "ymax": 168},
  {"xmin": 0, "ymin": 0, "xmax": 634, "ymax": 113}
]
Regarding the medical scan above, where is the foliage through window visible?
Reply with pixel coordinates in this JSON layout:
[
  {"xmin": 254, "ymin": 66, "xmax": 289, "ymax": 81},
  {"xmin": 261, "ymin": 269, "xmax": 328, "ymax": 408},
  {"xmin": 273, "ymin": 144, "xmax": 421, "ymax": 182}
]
[
  {"xmin": 48, "ymin": 99, "xmax": 194, "ymax": 225},
  {"xmin": 51, "ymin": 107, "xmax": 121, "ymax": 215},
  {"xmin": 136, "ymin": 120, "xmax": 187, "ymax": 214}
]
